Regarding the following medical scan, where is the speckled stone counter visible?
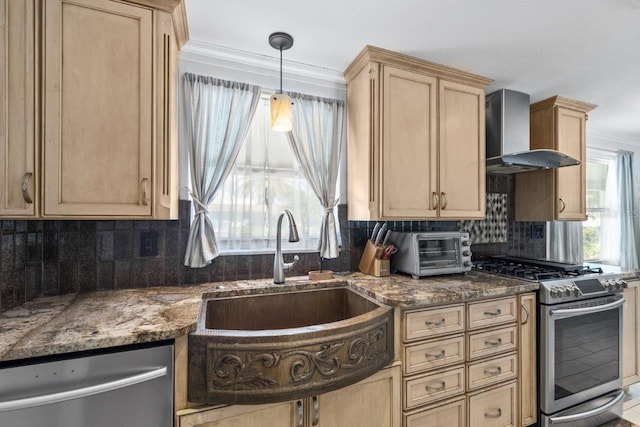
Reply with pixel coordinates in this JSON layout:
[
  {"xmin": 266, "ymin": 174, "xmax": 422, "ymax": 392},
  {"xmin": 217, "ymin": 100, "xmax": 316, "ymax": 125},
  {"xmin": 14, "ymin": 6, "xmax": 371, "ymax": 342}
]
[{"xmin": 0, "ymin": 271, "xmax": 536, "ymax": 363}]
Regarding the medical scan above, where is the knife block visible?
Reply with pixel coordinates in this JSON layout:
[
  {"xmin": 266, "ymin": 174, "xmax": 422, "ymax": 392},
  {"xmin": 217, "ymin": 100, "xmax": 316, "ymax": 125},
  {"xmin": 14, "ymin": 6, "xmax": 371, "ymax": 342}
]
[{"xmin": 359, "ymin": 240, "xmax": 386, "ymax": 275}]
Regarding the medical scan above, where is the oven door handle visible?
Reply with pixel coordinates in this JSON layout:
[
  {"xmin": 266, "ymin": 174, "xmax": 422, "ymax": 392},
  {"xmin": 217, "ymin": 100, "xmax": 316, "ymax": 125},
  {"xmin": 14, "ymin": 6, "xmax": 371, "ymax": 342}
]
[
  {"xmin": 549, "ymin": 297, "xmax": 625, "ymax": 319},
  {"xmin": 548, "ymin": 390, "xmax": 625, "ymax": 424}
]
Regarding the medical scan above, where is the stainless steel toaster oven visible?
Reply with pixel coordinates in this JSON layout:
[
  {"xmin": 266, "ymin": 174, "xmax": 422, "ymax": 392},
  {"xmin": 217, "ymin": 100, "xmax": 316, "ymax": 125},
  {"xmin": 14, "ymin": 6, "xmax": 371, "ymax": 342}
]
[{"xmin": 388, "ymin": 231, "xmax": 472, "ymax": 278}]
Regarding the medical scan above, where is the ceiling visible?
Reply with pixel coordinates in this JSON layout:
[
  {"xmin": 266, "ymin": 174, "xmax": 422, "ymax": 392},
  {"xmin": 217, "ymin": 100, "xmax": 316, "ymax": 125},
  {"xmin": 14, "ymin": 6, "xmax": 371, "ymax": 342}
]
[{"xmin": 184, "ymin": 0, "xmax": 640, "ymax": 144}]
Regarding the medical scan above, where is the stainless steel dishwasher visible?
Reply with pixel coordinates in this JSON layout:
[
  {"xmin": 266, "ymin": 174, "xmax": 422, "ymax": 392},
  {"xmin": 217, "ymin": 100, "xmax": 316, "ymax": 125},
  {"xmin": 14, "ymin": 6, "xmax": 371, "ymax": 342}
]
[{"xmin": 0, "ymin": 342, "xmax": 173, "ymax": 427}]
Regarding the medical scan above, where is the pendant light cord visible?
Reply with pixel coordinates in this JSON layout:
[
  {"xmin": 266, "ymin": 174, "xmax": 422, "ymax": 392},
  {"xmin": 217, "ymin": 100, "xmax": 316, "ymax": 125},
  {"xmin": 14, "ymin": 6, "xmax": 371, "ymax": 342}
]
[{"xmin": 279, "ymin": 48, "xmax": 283, "ymax": 94}]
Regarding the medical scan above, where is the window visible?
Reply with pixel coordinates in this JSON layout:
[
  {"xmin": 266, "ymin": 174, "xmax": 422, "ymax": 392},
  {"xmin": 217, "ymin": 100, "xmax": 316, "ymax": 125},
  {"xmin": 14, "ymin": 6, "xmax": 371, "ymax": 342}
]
[
  {"xmin": 583, "ymin": 151, "xmax": 615, "ymax": 261},
  {"xmin": 209, "ymin": 95, "xmax": 324, "ymax": 253}
]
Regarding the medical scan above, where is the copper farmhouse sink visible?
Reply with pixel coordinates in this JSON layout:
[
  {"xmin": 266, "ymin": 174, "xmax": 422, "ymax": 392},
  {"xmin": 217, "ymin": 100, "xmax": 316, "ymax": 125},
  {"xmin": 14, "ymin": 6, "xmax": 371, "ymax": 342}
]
[{"xmin": 188, "ymin": 287, "xmax": 393, "ymax": 405}]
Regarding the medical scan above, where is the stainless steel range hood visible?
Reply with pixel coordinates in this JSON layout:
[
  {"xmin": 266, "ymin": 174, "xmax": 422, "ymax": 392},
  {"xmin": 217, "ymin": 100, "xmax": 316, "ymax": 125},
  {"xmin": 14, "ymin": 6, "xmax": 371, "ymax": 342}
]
[{"xmin": 485, "ymin": 89, "xmax": 579, "ymax": 174}]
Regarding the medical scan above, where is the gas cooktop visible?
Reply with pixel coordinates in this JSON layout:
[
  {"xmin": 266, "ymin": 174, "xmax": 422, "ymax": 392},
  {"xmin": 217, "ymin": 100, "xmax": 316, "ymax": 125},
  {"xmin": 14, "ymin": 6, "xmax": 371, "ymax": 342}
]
[{"xmin": 474, "ymin": 256, "xmax": 626, "ymax": 304}]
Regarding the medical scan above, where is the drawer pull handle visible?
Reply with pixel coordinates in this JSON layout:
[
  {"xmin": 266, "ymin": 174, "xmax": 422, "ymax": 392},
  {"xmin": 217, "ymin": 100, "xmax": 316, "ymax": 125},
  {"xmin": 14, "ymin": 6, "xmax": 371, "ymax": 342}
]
[
  {"xmin": 484, "ymin": 308, "xmax": 502, "ymax": 316},
  {"xmin": 521, "ymin": 303, "xmax": 530, "ymax": 325},
  {"xmin": 425, "ymin": 318, "xmax": 445, "ymax": 327},
  {"xmin": 484, "ymin": 408, "xmax": 502, "ymax": 419},
  {"xmin": 484, "ymin": 366, "xmax": 502, "ymax": 376},
  {"xmin": 440, "ymin": 192, "xmax": 448, "ymax": 210},
  {"xmin": 311, "ymin": 395, "xmax": 320, "ymax": 426},
  {"xmin": 425, "ymin": 381, "xmax": 446, "ymax": 392},
  {"xmin": 432, "ymin": 192, "xmax": 439, "ymax": 211},
  {"xmin": 425, "ymin": 350, "xmax": 446, "ymax": 360},
  {"xmin": 484, "ymin": 338, "xmax": 503, "ymax": 346}
]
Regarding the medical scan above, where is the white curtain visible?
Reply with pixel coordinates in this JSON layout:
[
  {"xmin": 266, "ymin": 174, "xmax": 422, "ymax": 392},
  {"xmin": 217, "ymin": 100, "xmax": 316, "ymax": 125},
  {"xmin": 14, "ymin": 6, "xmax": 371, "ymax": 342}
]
[
  {"xmin": 617, "ymin": 150, "xmax": 640, "ymax": 270},
  {"xmin": 182, "ymin": 73, "xmax": 260, "ymax": 267},
  {"xmin": 601, "ymin": 157, "xmax": 620, "ymax": 264},
  {"xmin": 548, "ymin": 221, "xmax": 583, "ymax": 264},
  {"xmin": 287, "ymin": 93, "xmax": 345, "ymax": 259}
]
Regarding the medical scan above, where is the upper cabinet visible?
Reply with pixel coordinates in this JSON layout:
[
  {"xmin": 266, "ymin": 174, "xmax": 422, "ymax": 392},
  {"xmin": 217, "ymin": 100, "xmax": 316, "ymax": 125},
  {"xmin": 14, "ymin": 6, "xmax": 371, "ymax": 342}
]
[
  {"xmin": 1, "ymin": 0, "xmax": 186, "ymax": 219},
  {"xmin": 0, "ymin": 0, "xmax": 37, "ymax": 217},
  {"xmin": 345, "ymin": 46, "xmax": 490, "ymax": 221},
  {"xmin": 515, "ymin": 96, "xmax": 596, "ymax": 221}
]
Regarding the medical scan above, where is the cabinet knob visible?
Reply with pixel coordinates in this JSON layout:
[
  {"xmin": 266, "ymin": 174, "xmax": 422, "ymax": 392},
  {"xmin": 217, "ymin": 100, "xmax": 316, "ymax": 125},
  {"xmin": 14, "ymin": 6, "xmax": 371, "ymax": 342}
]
[{"xmin": 21, "ymin": 172, "xmax": 33, "ymax": 204}]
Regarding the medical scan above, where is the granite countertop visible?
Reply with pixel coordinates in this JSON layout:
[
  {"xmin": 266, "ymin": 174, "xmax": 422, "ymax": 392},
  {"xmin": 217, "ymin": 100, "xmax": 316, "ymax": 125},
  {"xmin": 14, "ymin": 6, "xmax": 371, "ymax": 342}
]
[{"xmin": 0, "ymin": 271, "xmax": 536, "ymax": 363}]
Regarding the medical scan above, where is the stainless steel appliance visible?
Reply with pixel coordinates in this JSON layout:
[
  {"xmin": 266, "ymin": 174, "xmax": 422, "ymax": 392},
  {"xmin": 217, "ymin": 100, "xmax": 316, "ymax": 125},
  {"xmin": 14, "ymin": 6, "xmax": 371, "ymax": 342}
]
[
  {"xmin": 485, "ymin": 89, "xmax": 580, "ymax": 174},
  {"xmin": 476, "ymin": 256, "xmax": 627, "ymax": 427},
  {"xmin": 0, "ymin": 342, "xmax": 173, "ymax": 427},
  {"xmin": 388, "ymin": 231, "xmax": 472, "ymax": 278}
]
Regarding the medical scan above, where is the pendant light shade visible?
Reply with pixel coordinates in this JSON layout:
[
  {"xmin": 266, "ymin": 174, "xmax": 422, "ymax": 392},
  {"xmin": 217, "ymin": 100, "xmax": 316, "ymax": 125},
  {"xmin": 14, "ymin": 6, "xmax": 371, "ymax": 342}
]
[
  {"xmin": 270, "ymin": 93, "xmax": 293, "ymax": 132},
  {"xmin": 268, "ymin": 32, "xmax": 294, "ymax": 132}
]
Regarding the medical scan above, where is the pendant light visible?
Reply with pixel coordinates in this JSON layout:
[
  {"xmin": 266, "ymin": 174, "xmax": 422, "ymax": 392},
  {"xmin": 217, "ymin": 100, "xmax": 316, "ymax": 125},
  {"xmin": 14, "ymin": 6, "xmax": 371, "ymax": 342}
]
[{"xmin": 269, "ymin": 32, "xmax": 294, "ymax": 132}]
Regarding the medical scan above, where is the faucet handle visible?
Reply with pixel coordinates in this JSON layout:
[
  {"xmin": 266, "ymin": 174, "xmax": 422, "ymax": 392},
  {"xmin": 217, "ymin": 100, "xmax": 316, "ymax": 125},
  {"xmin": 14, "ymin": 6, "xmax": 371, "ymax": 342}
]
[{"xmin": 283, "ymin": 255, "xmax": 300, "ymax": 272}]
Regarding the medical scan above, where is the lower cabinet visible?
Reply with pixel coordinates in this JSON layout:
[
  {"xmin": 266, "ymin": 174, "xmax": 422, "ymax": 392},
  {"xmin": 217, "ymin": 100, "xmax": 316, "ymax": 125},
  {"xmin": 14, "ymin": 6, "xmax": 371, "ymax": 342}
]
[
  {"xmin": 400, "ymin": 294, "xmax": 535, "ymax": 427},
  {"xmin": 176, "ymin": 364, "xmax": 401, "ymax": 427},
  {"xmin": 624, "ymin": 280, "xmax": 640, "ymax": 386}
]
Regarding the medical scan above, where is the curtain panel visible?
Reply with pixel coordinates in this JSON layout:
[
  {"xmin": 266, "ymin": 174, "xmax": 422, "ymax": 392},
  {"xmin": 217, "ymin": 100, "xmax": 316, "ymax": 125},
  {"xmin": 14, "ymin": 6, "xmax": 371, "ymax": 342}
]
[
  {"xmin": 617, "ymin": 150, "xmax": 640, "ymax": 270},
  {"xmin": 286, "ymin": 92, "xmax": 346, "ymax": 259},
  {"xmin": 182, "ymin": 73, "xmax": 260, "ymax": 267}
]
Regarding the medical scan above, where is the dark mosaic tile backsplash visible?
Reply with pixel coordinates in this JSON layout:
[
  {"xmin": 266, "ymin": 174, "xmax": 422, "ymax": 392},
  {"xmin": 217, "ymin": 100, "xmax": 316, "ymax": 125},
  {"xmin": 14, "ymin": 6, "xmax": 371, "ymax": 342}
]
[{"xmin": 0, "ymin": 174, "xmax": 545, "ymax": 313}]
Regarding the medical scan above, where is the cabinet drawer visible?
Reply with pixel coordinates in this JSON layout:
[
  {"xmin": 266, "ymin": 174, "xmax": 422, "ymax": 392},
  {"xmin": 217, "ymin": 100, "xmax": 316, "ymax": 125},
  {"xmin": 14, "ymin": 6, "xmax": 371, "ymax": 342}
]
[
  {"xmin": 404, "ymin": 304, "xmax": 465, "ymax": 341},
  {"xmin": 404, "ymin": 366, "xmax": 465, "ymax": 410},
  {"xmin": 467, "ymin": 325, "xmax": 517, "ymax": 361},
  {"xmin": 404, "ymin": 334, "xmax": 465, "ymax": 375},
  {"xmin": 404, "ymin": 396, "xmax": 466, "ymax": 427},
  {"xmin": 467, "ymin": 297, "xmax": 517, "ymax": 330},
  {"xmin": 468, "ymin": 381, "xmax": 517, "ymax": 427},
  {"xmin": 466, "ymin": 352, "xmax": 517, "ymax": 391}
]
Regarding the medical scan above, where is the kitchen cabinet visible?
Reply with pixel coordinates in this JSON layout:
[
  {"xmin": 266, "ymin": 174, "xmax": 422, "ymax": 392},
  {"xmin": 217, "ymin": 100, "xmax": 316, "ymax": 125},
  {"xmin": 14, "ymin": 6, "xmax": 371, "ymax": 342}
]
[
  {"xmin": 623, "ymin": 280, "xmax": 640, "ymax": 386},
  {"xmin": 0, "ymin": 0, "xmax": 37, "ymax": 217},
  {"xmin": 177, "ymin": 364, "xmax": 401, "ymax": 427},
  {"xmin": 515, "ymin": 96, "xmax": 596, "ymax": 221},
  {"xmin": 518, "ymin": 292, "xmax": 537, "ymax": 426},
  {"xmin": 0, "ymin": 0, "xmax": 184, "ymax": 219},
  {"xmin": 399, "ymin": 296, "xmax": 523, "ymax": 425},
  {"xmin": 41, "ymin": 0, "xmax": 181, "ymax": 218},
  {"xmin": 344, "ymin": 46, "xmax": 490, "ymax": 221}
]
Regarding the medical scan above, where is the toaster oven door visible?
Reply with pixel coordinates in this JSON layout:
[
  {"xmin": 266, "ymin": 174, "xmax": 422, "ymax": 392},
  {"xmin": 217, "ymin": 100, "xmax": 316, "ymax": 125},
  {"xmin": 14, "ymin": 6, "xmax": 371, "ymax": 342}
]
[{"xmin": 418, "ymin": 237, "xmax": 461, "ymax": 270}]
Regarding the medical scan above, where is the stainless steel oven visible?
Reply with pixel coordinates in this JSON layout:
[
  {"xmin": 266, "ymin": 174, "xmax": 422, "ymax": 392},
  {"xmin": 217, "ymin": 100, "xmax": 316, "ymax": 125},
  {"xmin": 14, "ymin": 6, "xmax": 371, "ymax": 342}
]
[
  {"xmin": 539, "ymin": 277, "xmax": 627, "ymax": 427},
  {"xmin": 474, "ymin": 256, "xmax": 628, "ymax": 427}
]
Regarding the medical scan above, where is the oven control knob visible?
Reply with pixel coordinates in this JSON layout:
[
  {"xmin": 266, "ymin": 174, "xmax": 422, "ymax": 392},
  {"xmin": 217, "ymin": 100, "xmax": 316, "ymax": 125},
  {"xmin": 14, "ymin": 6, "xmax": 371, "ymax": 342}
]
[
  {"xmin": 616, "ymin": 279, "xmax": 628, "ymax": 289},
  {"xmin": 463, "ymin": 251, "xmax": 471, "ymax": 257},
  {"xmin": 462, "ymin": 240, "xmax": 470, "ymax": 247},
  {"xmin": 573, "ymin": 287, "xmax": 581, "ymax": 297},
  {"xmin": 551, "ymin": 288, "xmax": 561, "ymax": 298},
  {"xmin": 564, "ymin": 287, "xmax": 572, "ymax": 297},
  {"xmin": 463, "ymin": 261, "xmax": 471, "ymax": 267}
]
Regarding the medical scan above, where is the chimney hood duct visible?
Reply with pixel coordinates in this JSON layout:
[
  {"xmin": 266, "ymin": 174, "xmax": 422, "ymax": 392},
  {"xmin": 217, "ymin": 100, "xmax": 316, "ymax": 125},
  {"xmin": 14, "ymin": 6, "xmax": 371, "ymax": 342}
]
[{"xmin": 485, "ymin": 89, "xmax": 579, "ymax": 174}]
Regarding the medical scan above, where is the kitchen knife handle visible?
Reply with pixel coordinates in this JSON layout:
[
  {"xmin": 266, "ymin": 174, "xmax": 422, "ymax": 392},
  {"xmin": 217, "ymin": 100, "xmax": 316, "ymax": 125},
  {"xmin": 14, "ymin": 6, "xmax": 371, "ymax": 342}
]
[{"xmin": 371, "ymin": 222, "xmax": 381, "ymax": 241}]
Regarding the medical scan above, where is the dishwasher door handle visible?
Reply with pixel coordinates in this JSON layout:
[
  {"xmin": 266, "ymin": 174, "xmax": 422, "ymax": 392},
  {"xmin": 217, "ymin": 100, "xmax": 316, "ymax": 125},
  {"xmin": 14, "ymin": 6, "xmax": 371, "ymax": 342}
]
[{"xmin": 0, "ymin": 366, "xmax": 167, "ymax": 413}]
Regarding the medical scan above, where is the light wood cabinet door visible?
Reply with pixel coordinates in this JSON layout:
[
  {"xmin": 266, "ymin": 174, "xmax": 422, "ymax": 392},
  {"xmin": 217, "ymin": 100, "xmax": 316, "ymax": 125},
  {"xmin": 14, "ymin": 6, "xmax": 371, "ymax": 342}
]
[
  {"xmin": 0, "ymin": 0, "xmax": 37, "ymax": 217},
  {"xmin": 518, "ymin": 292, "xmax": 537, "ymax": 426},
  {"xmin": 555, "ymin": 107, "xmax": 586, "ymax": 220},
  {"xmin": 438, "ymin": 80, "xmax": 485, "ymax": 219},
  {"xmin": 516, "ymin": 96, "xmax": 595, "ymax": 221},
  {"xmin": 177, "ymin": 401, "xmax": 300, "ymax": 427},
  {"xmin": 381, "ymin": 65, "xmax": 437, "ymax": 219},
  {"xmin": 623, "ymin": 281, "xmax": 640, "ymax": 386},
  {"xmin": 314, "ymin": 364, "xmax": 401, "ymax": 427},
  {"xmin": 43, "ymin": 0, "xmax": 154, "ymax": 217}
]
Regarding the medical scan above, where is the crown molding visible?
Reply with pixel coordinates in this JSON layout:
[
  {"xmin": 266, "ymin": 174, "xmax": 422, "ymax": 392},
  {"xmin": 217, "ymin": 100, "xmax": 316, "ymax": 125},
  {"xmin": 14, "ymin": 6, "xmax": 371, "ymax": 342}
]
[
  {"xmin": 181, "ymin": 40, "xmax": 346, "ymax": 89},
  {"xmin": 588, "ymin": 128, "xmax": 640, "ymax": 147}
]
